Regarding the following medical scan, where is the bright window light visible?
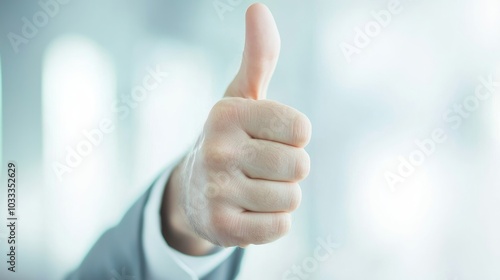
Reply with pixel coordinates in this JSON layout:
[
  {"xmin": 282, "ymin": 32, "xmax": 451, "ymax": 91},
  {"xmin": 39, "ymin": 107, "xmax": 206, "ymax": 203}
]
[{"xmin": 42, "ymin": 35, "xmax": 119, "ymax": 278}]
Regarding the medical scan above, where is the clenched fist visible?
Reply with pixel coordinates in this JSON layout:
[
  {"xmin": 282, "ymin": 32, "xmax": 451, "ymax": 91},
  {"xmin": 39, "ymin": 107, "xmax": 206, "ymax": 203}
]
[{"xmin": 162, "ymin": 3, "xmax": 312, "ymax": 255}]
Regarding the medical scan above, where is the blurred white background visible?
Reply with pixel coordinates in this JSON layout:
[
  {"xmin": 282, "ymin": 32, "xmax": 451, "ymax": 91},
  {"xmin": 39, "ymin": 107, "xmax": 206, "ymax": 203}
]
[{"xmin": 1, "ymin": 0, "xmax": 500, "ymax": 279}]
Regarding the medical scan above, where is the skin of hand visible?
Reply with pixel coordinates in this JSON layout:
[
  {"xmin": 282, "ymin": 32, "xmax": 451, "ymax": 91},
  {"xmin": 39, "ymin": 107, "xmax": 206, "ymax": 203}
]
[{"xmin": 161, "ymin": 3, "xmax": 312, "ymax": 256}]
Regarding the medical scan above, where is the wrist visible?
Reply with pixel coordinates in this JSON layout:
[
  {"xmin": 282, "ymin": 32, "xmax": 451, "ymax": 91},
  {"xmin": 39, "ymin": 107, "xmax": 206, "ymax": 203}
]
[{"xmin": 161, "ymin": 159, "xmax": 217, "ymax": 256}]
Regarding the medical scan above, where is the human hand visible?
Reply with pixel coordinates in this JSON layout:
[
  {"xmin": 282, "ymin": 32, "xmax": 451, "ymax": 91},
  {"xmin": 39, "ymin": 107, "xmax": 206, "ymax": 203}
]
[{"xmin": 162, "ymin": 3, "xmax": 312, "ymax": 255}]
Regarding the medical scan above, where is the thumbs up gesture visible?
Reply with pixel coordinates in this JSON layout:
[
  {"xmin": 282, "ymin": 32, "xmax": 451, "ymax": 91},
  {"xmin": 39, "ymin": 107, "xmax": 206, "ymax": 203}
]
[{"xmin": 163, "ymin": 4, "xmax": 312, "ymax": 254}]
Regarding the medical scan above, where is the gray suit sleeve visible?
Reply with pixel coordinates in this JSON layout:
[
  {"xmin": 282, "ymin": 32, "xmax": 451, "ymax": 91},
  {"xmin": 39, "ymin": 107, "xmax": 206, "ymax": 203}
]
[{"xmin": 65, "ymin": 184, "xmax": 244, "ymax": 280}]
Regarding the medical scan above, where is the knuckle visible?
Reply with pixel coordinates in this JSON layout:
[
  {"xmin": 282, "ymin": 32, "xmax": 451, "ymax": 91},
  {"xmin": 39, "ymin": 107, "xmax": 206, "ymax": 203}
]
[
  {"xmin": 293, "ymin": 149, "xmax": 311, "ymax": 181},
  {"xmin": 210, "ymin": 171, "xmax": 233, "ymax": 192},
  {"xmin": 291, "ymin": 112, "xmax": 312, "ymax": 147},
  {"xmin": 202, "ymin": 143, "xmax": 234, "ymax": 167}
]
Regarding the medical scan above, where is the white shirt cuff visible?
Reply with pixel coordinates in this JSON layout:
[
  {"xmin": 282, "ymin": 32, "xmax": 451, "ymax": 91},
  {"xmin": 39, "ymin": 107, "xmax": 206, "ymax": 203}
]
[{"xmin": 142, "ymin": 166, "xmax": 236, "ymax": 280}]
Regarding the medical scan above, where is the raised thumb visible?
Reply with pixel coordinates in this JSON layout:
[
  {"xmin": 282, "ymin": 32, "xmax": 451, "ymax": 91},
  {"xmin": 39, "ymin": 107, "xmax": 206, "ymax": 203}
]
[{"xmin": 224, "ymin": 3, "xmax": 281, "ymax": 100}]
